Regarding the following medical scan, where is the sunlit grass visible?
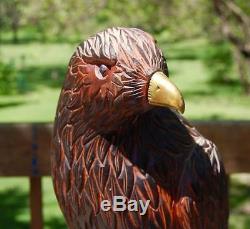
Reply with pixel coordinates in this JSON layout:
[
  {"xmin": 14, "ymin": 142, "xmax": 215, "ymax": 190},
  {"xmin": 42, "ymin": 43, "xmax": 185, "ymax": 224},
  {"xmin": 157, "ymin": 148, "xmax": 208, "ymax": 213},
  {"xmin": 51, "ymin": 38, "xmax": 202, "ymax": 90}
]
[
  {"xmin": 169, "ymin": 60, "xmax": 250, "ymax": 120},
  {"xmin": 1, "ymin": 43, "xmax": 75, "ymax": 67},
  {"xmin": 1, "ymin": 41, "xmax": 250, "ymax": 121},
  {"xmin": 0, "ymin": 87, "xmax": 60, "ymax": 122}
]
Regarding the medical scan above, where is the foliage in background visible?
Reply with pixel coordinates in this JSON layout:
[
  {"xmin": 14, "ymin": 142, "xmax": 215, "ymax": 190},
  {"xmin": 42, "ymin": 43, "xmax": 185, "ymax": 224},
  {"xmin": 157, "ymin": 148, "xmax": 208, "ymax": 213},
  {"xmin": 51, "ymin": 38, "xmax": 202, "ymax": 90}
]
[
  {"xmin": 1, "ymin": 0, "xmax": 248, "ymax": 94},
  {"xmin": 0, "ymin": 0, "xmax": 249, "ymax": 95},
  {"xmin": 0, "ymin": 60, "xmax": 18, "ymax": 94},
  {"xmin": 202, "ymin": 40, "xmax": 233, "ymax": 83},
  {"xmin": 0, "ymin": 0, "xmax": 220, "ymax": 43},
  {"xmin": 211, "ymin": 0, "xmax": 250, "ymax": 94},
  {"xmin": 0, "ymin": 0, "xmax": 26, "ymax": 43}
]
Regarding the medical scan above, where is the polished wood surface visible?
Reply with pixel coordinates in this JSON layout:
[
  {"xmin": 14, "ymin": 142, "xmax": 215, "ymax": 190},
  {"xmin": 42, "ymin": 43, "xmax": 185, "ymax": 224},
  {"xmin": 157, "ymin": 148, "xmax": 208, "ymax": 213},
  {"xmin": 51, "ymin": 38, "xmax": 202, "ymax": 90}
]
[{"xmin": 51, "ymin": 27, "xmax": 229, "ymax": 228}]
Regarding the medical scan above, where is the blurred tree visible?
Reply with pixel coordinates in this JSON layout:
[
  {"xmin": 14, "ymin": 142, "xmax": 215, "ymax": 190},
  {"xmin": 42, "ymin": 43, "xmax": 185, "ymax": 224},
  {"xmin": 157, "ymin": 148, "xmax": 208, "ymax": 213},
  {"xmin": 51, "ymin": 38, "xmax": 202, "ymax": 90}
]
[
  {"xmin": 203, "ymin": 41, "xmax": 233, "ymax": 83},
  {"xmin": 1, "ymin": 0, "xmax": 249, "ymax": 94},
  {"xmin": 96, "ymin": 0, "xmax": 207, "ymax": 40},
  {"xmin": 0, "ymin": 0, "xmax": 218, "ymax": 43},
  {"xmin": 0, "ymin": 60, "xmax": 18, "ymax": 94},
  {"xmin": 0, "ymin": 0, "xmax": 27, "ymax": 43},
  {"xmin": 95, "ymin": 0, "xmax": 162, "ymax": 34},
  {"xmin": 154, "ymin": 0, "xmax": 206, "ymax": 40},
  {"xmin": 21, "ymin": 0, "xmax": 106, "ymax": 42},
  {"xmin": 212, "ymin": 0, "xmax": 250, "ymax": 94}
]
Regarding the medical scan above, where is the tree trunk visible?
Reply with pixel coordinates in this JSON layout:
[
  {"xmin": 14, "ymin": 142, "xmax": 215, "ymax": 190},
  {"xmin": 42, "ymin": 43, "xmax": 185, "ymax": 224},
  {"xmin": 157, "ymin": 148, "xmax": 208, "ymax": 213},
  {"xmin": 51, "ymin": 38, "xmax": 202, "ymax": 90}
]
[
  {"xmin": 235, "ymin": 49, "xmax": 250, "ymax": 95},
  {"xmin": 11, "ymin": 9, "xmax": 19, "ymax": 44},
  {"xmin": 12, "ymin": 24, "xmax": 18, "ymax": 43},
  {"xmin": 212, "ymin": 0, "xmax": 250, "ymax": 95}
]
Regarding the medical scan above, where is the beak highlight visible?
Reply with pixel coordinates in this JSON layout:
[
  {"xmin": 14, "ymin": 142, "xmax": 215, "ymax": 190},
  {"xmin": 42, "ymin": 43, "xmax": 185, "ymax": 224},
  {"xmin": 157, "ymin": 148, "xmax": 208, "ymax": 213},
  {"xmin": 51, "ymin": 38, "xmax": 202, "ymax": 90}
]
[{"xmin": 148, "ymin": 71, "xmax": 185, "ymax": 113}]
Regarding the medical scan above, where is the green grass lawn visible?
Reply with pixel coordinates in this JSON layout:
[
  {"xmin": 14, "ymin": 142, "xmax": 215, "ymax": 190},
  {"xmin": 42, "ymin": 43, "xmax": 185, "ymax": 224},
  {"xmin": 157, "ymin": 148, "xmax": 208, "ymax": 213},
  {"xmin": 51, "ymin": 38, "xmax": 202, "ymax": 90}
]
[
  {"xmin": 0, "ymin": 40, "xmax": 250, "ymax": 228},
  {"xmin": 0, "ymin": 177, "xmax": 67, "ymax": 229},
  {"xmin": 0, "ymin": 40, "xmax": 250, "ymax": 122},
  {"xmin": 0, "ymin": 43, "xmax": 75, "ymax": 122}
]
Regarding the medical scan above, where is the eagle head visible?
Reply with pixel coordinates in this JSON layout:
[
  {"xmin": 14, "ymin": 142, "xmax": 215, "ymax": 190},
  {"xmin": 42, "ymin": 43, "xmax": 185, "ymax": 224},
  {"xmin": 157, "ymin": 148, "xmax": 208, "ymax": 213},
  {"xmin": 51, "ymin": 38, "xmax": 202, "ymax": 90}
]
[
  {"xmin": 53, "ymin": 28, "xmax": 228, "ymax": 229},
  {"xmin": 62, "ymin": 27, "xmax": 184, "ymax": 133}
]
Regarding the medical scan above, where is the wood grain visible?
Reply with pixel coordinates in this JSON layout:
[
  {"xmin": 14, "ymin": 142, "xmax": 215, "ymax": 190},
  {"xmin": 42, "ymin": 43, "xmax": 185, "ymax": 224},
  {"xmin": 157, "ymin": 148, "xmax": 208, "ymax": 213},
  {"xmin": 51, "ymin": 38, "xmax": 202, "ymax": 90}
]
[{"xmin": 0, "ymin": 123, "xmax": 51, "ymax": 176}]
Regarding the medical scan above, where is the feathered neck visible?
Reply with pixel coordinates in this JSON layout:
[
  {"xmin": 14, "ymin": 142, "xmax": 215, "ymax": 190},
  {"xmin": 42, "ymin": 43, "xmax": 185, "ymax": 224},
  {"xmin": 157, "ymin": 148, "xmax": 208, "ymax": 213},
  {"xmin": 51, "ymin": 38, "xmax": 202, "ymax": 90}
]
[{"xmin": 99, "ymin": 108, "xmax": 195, "ymax": 169}]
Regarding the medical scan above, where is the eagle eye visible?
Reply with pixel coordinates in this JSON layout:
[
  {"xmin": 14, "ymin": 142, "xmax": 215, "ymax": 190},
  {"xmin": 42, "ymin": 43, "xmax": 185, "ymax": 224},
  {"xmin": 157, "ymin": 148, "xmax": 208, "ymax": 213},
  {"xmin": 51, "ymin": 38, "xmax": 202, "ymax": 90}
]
[{"xmin": 99, "ymin": 64, "xmax": 109, "ymax": 76}]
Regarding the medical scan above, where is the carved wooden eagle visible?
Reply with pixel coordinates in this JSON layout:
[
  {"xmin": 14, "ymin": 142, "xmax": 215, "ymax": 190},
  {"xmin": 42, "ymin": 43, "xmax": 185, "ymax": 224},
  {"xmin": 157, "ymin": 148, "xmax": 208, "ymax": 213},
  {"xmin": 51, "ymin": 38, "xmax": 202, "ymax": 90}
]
[{"xmin": 51, "ymin": 27, "xmax": 228, "ymax": 229}]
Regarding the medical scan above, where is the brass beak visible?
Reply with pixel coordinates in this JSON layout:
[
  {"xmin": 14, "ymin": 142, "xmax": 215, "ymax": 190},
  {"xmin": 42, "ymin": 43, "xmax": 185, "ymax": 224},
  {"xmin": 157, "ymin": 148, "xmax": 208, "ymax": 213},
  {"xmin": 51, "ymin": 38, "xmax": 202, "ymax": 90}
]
[{"xmin": 148, "ymin": 71, "xmax": 185, "ymax": 113}]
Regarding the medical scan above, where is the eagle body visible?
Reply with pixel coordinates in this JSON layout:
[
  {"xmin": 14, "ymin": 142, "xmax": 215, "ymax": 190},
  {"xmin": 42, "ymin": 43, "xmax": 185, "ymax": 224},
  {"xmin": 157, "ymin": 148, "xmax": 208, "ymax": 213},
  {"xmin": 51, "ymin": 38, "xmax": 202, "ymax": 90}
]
[{"xmin": 51, "ymin": 27, "xmax": 228, "ymax": 229}]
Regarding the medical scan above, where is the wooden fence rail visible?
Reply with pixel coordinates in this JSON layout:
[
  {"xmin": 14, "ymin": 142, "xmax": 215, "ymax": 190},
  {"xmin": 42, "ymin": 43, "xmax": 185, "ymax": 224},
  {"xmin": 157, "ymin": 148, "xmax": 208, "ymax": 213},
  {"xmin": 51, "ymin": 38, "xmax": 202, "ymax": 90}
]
[{"xmin": 0, "ymin": 122, "xmax": 250, "ymax": 228}]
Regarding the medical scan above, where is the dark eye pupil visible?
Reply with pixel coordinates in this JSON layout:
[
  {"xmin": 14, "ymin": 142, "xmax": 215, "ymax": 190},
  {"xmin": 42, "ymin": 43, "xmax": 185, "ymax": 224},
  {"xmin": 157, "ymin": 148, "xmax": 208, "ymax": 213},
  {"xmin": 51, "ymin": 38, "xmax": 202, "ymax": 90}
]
[{"xmin": 99, "ymin": 64, "xmax": 108, "ymax": 75}]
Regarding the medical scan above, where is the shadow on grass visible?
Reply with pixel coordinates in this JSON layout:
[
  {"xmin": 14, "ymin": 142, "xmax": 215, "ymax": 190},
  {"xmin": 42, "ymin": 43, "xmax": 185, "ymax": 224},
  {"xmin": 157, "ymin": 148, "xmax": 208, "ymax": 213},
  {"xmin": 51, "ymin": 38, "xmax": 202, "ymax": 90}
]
[
  {"xmin": 167, "ymin": 47, "xmax": 203, "ymax": 60},
  {"xmin": 0, "ymin": 101, "xmax": 26, "ymax": 108},
  {"xmin": 208, "ymin": 78, "xmax": 242, "ymax": 87},
  {"xmin": 17, "ymin": 65, "xmax": 67, "ymax": 92},
  {"xmin": 183, "ymin": 89, "xmax": 215, "ymax": 97},
  {"xmin": 0, "ymin": 188, "xmax": 29, "ymax": 229},
  {"xmin": 244, "ymin": 218, "xmax": 250, "ymax": 229},
  {"xmin": 230, "ymin": 179, "xmax": 250, "ymax": 210},
  {"xmin": 230, "ymin": 178, "xmax": 250, "ymax": 229},
  {"xmin": 45, "ymin": 217, "xmax": 67, "ymax": 229},
  {"xmin": 168, "ymin": 53, "xmax": 199, "ymax": 60},
  {"xmin": 0, "ymin": 187, "xmax": 67, "ymax": 229},
  {"xmin": 0, "ymin": 37, "xmax": 79, "ymax": 45}
]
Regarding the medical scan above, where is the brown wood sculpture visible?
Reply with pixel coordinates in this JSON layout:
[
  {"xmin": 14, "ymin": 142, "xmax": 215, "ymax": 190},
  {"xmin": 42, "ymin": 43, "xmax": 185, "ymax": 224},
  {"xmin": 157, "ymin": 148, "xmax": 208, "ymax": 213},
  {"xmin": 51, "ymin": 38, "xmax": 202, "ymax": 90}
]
[{"xmin": 51, "ymin": 27, "xmax": 228, "ymax": 229}]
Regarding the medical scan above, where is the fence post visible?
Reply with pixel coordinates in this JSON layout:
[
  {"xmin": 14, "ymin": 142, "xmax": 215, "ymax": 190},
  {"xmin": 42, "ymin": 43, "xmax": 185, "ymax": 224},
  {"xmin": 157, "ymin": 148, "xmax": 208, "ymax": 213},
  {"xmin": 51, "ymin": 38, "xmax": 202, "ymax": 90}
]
[{"xmin": 30, "ymin": 176, "xmax": 43, "ymax": 229}]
